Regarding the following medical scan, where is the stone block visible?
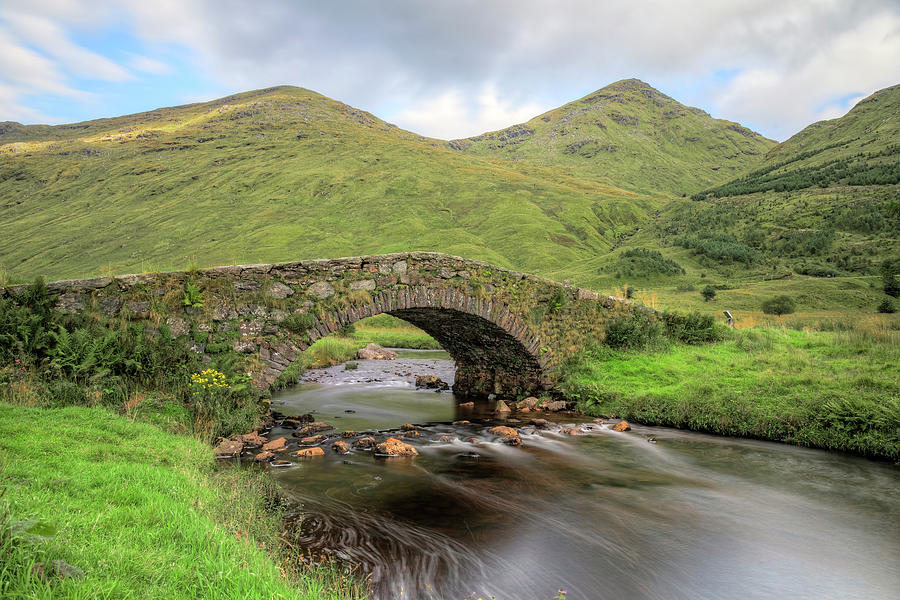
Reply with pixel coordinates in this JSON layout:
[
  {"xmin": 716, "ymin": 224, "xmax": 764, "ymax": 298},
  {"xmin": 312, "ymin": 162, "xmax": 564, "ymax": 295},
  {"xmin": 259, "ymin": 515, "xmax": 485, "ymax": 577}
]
[{"xmin": 350, "ymin": 279, "xmax": 376, "ymax": 291}]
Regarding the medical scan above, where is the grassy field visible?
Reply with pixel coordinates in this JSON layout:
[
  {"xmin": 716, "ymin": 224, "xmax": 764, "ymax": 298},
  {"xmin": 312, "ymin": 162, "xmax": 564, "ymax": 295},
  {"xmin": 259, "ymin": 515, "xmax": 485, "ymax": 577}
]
[
  {"xmin": 0, "ymin": 404, "xmax": 365, "ymax": 599},
  {"xmin": 561, "ymin": 317, "xmax": 900, "ymax": 460}
]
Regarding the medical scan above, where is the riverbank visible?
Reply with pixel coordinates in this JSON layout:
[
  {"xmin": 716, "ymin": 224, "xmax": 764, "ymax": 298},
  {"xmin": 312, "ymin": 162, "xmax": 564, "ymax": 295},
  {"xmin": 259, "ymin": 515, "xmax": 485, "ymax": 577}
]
[
  {"xmin": 0, "ymin": 404, "xmax": 365, "ymax": 599},
  {"xmin": 561, "ymin": 325, "xmax": 900, "ymax": 460}
]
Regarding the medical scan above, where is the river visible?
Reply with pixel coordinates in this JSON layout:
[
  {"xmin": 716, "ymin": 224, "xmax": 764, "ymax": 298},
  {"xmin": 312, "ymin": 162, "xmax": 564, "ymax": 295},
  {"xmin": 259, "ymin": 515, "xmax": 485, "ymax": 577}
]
[{"xmin": 264, "ymin": 350, "xmax": 900, "ymax": 600}]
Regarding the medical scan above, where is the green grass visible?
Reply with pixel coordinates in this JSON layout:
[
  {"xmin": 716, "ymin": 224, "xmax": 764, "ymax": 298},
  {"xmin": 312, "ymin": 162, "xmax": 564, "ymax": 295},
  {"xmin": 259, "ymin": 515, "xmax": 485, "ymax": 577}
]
[
  {"xmin": 0, "ymin": 85, "xmax": 655, "ymax": 282},
  {"xmin": 0, "ymin": 404, "xmax": 366, "ymax": 599},
  {"xmin": 561, "ymin": 323, "xmax": 900, "ymax": 459}
]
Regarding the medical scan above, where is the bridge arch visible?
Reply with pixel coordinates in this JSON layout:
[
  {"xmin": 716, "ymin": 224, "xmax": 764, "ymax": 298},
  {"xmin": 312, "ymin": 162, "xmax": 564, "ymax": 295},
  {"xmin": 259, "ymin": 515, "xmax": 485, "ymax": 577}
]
[{"xmin": 287, "ymin": 286, "xmax": 547, "ymax": 398}]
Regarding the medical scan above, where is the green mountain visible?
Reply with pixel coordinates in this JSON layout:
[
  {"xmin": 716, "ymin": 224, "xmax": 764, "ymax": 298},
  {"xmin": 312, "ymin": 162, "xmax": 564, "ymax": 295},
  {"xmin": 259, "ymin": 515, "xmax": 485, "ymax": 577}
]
[
  {"xmin": 450, "ymin": 78, "xmax": 775, "ymax": 195},
  {"xmin": 590, "ymin": 83, "xmax": 900, "ymax": 312},
  {"xmin": 0, "ymin": 85, "xmax": 659, "ymax": 280},
  {"xmin": 694, "ymin": 83, "xmax": 900, "ymax": 200}
]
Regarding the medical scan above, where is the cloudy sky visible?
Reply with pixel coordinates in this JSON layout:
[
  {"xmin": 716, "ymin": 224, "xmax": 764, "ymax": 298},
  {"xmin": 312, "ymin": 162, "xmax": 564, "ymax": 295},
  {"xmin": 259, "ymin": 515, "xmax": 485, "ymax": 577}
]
[{"xmin": 1, "ymin": 0, "xmax": 898, "ymax": 141}]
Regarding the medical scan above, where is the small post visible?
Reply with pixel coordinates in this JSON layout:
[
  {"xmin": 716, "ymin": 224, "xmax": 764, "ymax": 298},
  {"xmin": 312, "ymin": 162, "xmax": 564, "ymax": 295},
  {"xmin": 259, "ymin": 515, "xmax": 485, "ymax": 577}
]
[{"xmin": 723, "ymin": 310, "xmax": 735, "ymax": 328}]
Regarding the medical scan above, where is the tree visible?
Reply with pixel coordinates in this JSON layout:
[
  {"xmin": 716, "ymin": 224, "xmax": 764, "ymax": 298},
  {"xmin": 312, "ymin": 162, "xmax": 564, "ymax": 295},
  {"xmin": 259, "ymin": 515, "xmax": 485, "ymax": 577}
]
[
  {"xmin": 877, "ymin": 299, "xmax": 896, "ymax": 314},
  {"xmin": 762, "ymin": 295, "xmax": 796, "ymax": 315},
  {"xmin": 701, "ymin": 285, "xmax": 717, "ymax": 302},
  {"xmin": 882, "ymin": 260, "xmax": 900, "ymax": 298}
]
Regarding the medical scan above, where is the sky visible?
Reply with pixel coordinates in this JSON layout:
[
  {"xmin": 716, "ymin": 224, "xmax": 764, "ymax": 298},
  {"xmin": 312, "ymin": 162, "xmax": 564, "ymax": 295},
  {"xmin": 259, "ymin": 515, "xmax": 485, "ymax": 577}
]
[{"xmin": 1, "ymin": 0, "xmax": 899, "ymax": 141}]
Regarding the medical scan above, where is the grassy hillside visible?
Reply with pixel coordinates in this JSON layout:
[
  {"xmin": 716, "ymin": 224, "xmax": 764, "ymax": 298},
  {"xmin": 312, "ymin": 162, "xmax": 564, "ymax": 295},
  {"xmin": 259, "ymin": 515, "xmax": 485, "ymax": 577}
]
[
  {"xmin": 0, "ymin": 86, "xmax": 659, "ymax": 281},
  {"xmin": 694, "ymin": 84, "xmax": 900, "ymax": 199},
  {"xmin": 575, "ymin": 84, "xmax": 900, "ymax": 316},
  {"xmin": 451, "ymin": 79, "xmax": 776, "ymax": 196}
]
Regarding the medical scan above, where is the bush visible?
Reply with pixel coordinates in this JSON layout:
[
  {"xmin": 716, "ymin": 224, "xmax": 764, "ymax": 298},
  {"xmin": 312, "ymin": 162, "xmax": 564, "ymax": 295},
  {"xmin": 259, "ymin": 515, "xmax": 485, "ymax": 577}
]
[
  {"xmin": 281, "ymin": 312, "xmax": 317, "ymax": 334},
  {"xmin": 663, "ymin": 312, "xmax": 724, "ymax": 344},
  {"xmin": 701, "ymin": 285, "xmax": 717, "ymax": 302},
  {"xmin": 762, "ymin": 295, "xmax": 797, "ymax": 315},
  {"xmin": 337, "ymin": 322, "xmax": 356, "ymax": 337},
  {"xmin": 604, "ymin": 313, "xmax": 664, "ymax": 350},
  {"xmin": 46, "ymin": 379, "xmax": 88, "ymax": 407},
  {"xmin": 878, "ymin": 299, "xmax": 897, "ymax": 314},
  {"xmin": 611, "ymin": 248, "xmax": 685, "ymax": 277}
]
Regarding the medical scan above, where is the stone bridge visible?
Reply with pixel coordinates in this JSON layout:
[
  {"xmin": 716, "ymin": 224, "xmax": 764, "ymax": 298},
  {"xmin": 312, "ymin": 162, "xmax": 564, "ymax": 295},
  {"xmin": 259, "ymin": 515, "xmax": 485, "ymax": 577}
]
[{"xmin": 1, "ymin": 252, "xmax": 639, "ymax": 399}]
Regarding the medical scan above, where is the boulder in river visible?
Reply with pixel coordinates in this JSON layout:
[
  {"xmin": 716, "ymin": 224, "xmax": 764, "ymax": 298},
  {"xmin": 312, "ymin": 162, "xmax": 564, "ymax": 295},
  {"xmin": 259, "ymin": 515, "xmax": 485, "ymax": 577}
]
[
  {"xmin": 214, "ymin": 439, "xmax": 243, "ymax": 458},
  {"xmin": 357, "ymin": 343, "xmax": 398, "ymax": 360},
  {"xmin": 254, "ymin": 451, "xmax": 275, "ymax": 462},
  {"xmin": 262, "ymin": 437, "xmax": 287, "ymax": 452},
  {"xmin": 341, "ymin": 430, "xmax": 358, "ymax": 438},
  {"xmin": 300, "ymin": 434, "xmax": 327, "ymax": 445},
  {"xmin": 375, "ymin": 437, "xmax": 418, "ymax": 457},
  {"xmin": 612, "ymin": 421, "xmax": 631, "ymax": 432},
  {"xmin": 238, "ymin": 432, "xmax": 267, "ymax": 447},
  {"xmin": 353, "ymin": 436, "xmax": 376, "ymax": 449},
  {"xmin": 542, "ymin": 400, "xmax": 568, "ymax": 412},
  {"xmin": 415, "ymin": 375, "xmax": 449, "ymax": 390},
  {"xmin": 530, "ymin": 418, "xmax": 552, "ymax": 430},
  {"xmin": 295, "ymin": 422, "xmax": 333, "ymax": 436},
  {"xmin": 489, "ymin": 425, "xmax": 522, "ymax": 446},
  {"xmin": 495, "ymin": 400, "xmax": 511, "ymax": 413},
  {"xmin": 517, "ymin": 396, "xmax": 540, "ymax": 410},
  {"xmin": 400, "ymin": 423, "xmax": 417, "ymax": 431},
  {"xmin": 332, "ymin": 440, "xmax": 350, "ymax": 454},
  {"xmin": 560, "ymin": 426, "xmax": 583, "ymax": 436},
  {"xmin": 294, "ymin": 447, "xmax": 325, "ymax": 458}
]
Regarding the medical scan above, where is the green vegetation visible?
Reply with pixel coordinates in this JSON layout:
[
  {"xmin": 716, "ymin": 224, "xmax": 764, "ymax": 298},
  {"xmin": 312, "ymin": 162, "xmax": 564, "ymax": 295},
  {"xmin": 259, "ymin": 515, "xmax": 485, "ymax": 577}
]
[
  {"xmin": 762, "ymin": 295, "xmax": 796, "ymax": 315},
  {"xmin": 609, "ymin": 248, "xmax": 685, "ymax": 278},
  {"xmin": 0, "ymin": 404, "xmax": 364, "ymax": 599},
  {"xmin": 0, "ymin": 280, "xmax": 261, "ymax": 441},
  {"xmin": 602, "ymin": 311, "xmax": 724, "ymax": 351},
  {"xmin": 0, "ymin": 85, "xmax": 657, "ymax": 282},
  {"xmin": 562, "ymin": 321, "xmax": 900, "ymax": 460},
  {"xmin": 455, "ymin": 78, "xmax": 774, "ymax": 195}
]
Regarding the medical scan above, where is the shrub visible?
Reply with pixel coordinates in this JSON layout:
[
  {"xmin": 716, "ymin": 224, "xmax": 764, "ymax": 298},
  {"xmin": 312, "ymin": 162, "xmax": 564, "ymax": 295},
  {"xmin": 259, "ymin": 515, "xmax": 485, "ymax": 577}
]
[
  {"xmin": 611, "ymin": 248, "xmax": 685, "ymax": 277},
  {"xmin": 281, "ymin": 312, "xmax": 317, "ymax": 334},
  {"xmin": 701, "ymin": 285, "xmax": 717, "ymax": 302},
  {"xmin": 337, "ymin": 322, "xmax": 356, "ymax": 337},
  {"xmin": 604, "ymin": 313, "xmax": 664, "ymax": 350},
  {"xmin": 663, "ymin": 312, "xmax": 724, "ymax": 344},
  {"xmin": 878, "ymin": 299, "xmax": 897, "ymax": 314},
  {"xmin": 762, "ymin": 295, "xmax": 797, "ymax": 315},
  {"xmin": 46, "ymin": 379, "xmax": 88, "ymax": 407},
  {"xmin": 182, "ymin": 281, "xmax": 204, "ymax": 307},
  {"xmin": 344, "ymin": 361, "xmax": 359, "ymax": 371}
]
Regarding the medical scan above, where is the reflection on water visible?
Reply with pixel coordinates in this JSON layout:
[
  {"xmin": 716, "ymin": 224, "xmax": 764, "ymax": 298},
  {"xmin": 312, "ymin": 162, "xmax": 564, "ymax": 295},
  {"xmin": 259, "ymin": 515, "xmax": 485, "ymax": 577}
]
[{"xmin": 267, "ymin": 357, "xmax": 900, "ymax": 600}]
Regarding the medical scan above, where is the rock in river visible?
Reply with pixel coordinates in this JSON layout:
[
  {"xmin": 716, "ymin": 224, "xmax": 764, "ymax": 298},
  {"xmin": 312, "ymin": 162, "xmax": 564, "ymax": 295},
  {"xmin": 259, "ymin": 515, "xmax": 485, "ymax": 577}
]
[
  {"xmin": 415, "ymin": 375, "xmax": 449, "ymax": 390},
  {"xmin": 262, "ymin": 437, "xmax": 287, "ymax": 452},
  {"xmin": 357, "ymin": 343, "xmax": 398, "ymax": 360},
  {"xmin": 489, "ymin": 426, "xmax": 521, "ymax": 446},
  {"xmin": 294, "ymin": 447, "xmax": 325, "ymax": 458},
  {"xmin": 214, "ymin": 439, "xmax": 243, "ymax": 458},
  {"xmin": 375, "ymin": 437, "xmax": 418, "ymax": 457}
]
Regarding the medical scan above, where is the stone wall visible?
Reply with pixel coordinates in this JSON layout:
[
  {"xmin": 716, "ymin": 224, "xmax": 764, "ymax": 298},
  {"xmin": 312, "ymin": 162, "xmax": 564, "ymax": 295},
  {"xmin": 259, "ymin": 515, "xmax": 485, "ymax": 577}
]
[{"xmin": 0, "ymin": 252, "xmax": 636, "ymax": 398}]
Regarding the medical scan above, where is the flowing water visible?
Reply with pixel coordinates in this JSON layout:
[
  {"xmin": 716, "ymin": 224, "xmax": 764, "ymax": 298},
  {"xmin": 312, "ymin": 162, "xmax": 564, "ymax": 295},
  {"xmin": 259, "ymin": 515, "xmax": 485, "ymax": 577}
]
[{"xmin": 264, "ymin": 351, "xmax": 900, "ymax": 600}]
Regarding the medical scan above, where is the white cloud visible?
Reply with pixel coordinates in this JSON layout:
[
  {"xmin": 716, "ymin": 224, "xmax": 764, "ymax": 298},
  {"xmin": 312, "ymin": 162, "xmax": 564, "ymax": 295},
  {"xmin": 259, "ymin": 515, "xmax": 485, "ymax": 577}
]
[
  {"xmin": 713, "ymin": 9, "xmax": 900, "ymax": 138},
  {"xmin": 389, "ymin": 85, "xmax": 547, "ymax": 139},
  {"xmin": 129, "ymin": 54, "xmax": 171, "ymax": 75},
  {"xmin": 1, "ymin": 0, "xmax": 899, "ymax": 139}
]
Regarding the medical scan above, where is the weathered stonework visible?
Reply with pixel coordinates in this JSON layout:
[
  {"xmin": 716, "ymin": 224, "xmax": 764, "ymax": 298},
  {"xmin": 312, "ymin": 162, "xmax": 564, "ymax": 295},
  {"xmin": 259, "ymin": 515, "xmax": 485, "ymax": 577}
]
[{"xmin": 0, "ymin": 252, "xmax": 640, "ymax": 399}]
